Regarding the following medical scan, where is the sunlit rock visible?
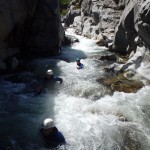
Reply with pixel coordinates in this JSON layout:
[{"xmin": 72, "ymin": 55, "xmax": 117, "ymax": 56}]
[
  {"xmin": 65, "ymin": 0, "xmax": 122, "ymax": 39},
  {"xmin": 62, "ymin": 35, "xmax": 79, "ymax": 46},
  {"xmin": 102, "ymin": 73, "xmax": 144, "ymax": 93}
]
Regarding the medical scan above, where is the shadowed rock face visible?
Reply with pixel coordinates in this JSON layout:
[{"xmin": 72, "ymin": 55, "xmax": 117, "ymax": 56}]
[
  {"xmin": 23, "ymin": 0, "xmax": 64, "ymax": 56},
  {"xmin": 137, "ymin": 0, "xmax": 150, "ymax": 46},
  {"xmin": 0, "ymin": 0, "xmax": 64, "ymax": 71},
  {"xmin": 112, "ymin": 0, "xmax": 150, "ymax": 54}
]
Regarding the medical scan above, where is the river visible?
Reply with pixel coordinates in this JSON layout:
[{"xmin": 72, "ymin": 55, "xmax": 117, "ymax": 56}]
[{"xmin": 0, "ymin": 28, "xmax": 150, "ymax": 150}]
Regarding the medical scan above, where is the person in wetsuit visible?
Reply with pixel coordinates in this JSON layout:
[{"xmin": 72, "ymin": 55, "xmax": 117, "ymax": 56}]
[
  {"xmin": 44, "ymin": 69, "xmax": 63, "ymax": 84},
  {"xmin": 34, "ymin": 69, "xmax": 63, "ymax": 95},
  {"xmin": 76, "ymin": 58, "xmax": 84, "ymax": 69},
  {"xmin": 40, "ymin": 118, "xmax": 66, "ymax": 149}
]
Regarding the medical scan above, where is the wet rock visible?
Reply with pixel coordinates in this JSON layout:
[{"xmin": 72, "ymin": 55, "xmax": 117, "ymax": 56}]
[
  {"xmin": 103, "ymin": 66, "xmax": 115, "ymax": 73},
  {"xmin": 104, "ymin": 35, "xmax": 114, "ymax": 48},
  {"xmin": 115, "ymin": 54, "xmax": 129, "ymax": 64},
  {"xmin": 118, "ymin": 116, "xmax": 128, "ymax": 122},
  {"xmin": 99, "ymin": 55, "xmax": 117, "ymax": 62},
  {"xmin": 119, "ymin": 46, "xmax": 150, "ymax": 81},
  {"xmin": 96, "ymin": 34, "xmax": 105, "ymax": 46},
  {"xmin": 115, "ymin": 112, "xmax": 128, "ymax": 122},
  {"xmin": 121, "ymin": 130, "xmax": 141, "ymax": 150},
  {"xmin": 123, "ymin": 70, "xmax": 135, "ymax": 79},
  {"xmin": 62, "ymin": 35, "xmax": 79, "ymax": 46},
  {"xmin": 64, "ymin": 5, "xmax": 81, "ymax": 27},
  {"xmin": 102, "ymin": 72, "xmax": 144, "ymax": 93},
  {"xmin": 96, "ymin": 37, "xmax": 112, "ymax": 50},
  {"xmin": 90, "ymin": 54, "xmax": 118, "ymax": 64}
]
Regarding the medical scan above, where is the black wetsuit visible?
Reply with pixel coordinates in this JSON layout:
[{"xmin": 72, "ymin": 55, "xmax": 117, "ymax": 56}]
[
  {"xmin": 44, "ymin": 76, "xmax": 63, "ymax": 84},
  {"xmin": 77, "ymin": 63, "xmax": 84, "ymax": 69},
  {"xmin": 40, "ymin": 127, "xmax": 66, "ymax": 149}
]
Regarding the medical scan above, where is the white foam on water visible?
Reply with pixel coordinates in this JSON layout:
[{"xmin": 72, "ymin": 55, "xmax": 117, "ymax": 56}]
[{"xmin": 51, "ymin": 86, "xmax": 150, "ymax": 150}]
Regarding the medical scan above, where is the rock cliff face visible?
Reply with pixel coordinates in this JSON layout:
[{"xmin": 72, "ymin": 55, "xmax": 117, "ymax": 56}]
[
  {"xmin": 0, "ymin": 0, "xmax": 64, "ymax": 71},
  {"xmin": 112, "ymin": 0, "xmax": 150, "ymax": 81},
  {"xmin": 64, "ymin": 0, "xmax": 123, "ymax": 39},
  {"xmin": 112, "ymin": 0, "xmax": 150, "ymax": 54},
  {"xmin": 64, "ymin": 0, "xmax": 150, "ymax": 52}
]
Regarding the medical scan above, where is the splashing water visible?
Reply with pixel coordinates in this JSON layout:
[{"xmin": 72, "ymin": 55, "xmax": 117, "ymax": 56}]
[{"xmin": 0, "ymin": 28, "xmax": 150, "ymax": 150}]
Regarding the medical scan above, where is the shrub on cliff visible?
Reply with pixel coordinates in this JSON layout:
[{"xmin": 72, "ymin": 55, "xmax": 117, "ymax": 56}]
[
  {"xmin": 60, "ymin": 0, "xmax": 72, "ymax": 5},
  {"xmin": 60, "ymin": 0, "xmax": 72, "ymax": 16}
]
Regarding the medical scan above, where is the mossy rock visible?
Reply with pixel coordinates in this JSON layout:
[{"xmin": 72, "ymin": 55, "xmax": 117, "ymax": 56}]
[{"xmin": 103, "ymin": 73, "xmax": 144, "ymax": 93}]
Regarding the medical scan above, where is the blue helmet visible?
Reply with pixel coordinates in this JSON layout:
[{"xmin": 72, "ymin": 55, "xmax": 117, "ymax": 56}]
[{"xmin": 76, "ymin": 58, "xmax": 80, "ymax": 62}]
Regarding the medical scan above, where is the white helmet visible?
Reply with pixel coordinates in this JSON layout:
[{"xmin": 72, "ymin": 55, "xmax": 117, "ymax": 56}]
[
  {"xmin": 46, "ymin": 69, "xmax": 53, "ymax": 76},
  {"xmin": 43, "ymin": 118, "xmax": 54, "ymax": 129}
]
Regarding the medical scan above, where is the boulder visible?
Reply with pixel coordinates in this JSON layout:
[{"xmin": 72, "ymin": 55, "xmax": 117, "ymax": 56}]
[
  {"xmin": 24, "ymin": 0, "xmax": 64, "ymax": 56},
  {"xmin": 62, "ymin": 35, "xmax": 79, "ymax": 46},
  {"xmin": 136, "ymin": 0, "xmax": 150, "ymax": 46},
  {"xmin": 112, "ymin": 0, "xmax": 150, "ymax": 55},
  {"xmin": 65, "ymin": 0, "xmax": 123, "ymax": 39},
  {"xmin": 112, "ymin": 1, "xmax": 138, "ymax": 54},
  {"xmin": 74, "ymin": 16, "xmax": 83, "ymax": 35},
  {"xmin": 102, "ymin": 72, "xmax": 144, "ymax": 93},
  {"xmin": 0, "ymin": 0, "xmax": 64, "ymax": 67},
  {"xmin": 96, "ymin": 34, "xmax": 105, "ymax": 46},
  {"xmin": 64, "ymin": 6, "xmax": 81, "ymax": 27}
]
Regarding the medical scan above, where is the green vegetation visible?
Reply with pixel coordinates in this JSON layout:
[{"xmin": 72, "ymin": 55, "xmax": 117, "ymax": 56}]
[
  {"xmin": 60, "ymin": 0, "xmax": 81, "ymax": 16},
  {"xmin": 73, "ymin": 4, "xmax": 81, "ymax": 10},
  {"xmin": 61, "ymin": 9, "xmax": 68, "ymax": 16},
  {"xmin": 60, "ymin": 0, "xmax": 72, "ymax": 5},
  {"xmin": 60, "ymin": 0, "xmax": 72, "ymax": 16}
]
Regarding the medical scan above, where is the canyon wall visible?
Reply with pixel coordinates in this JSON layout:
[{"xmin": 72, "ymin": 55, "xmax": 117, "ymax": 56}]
[
  {"xmin": 64, "ymin": 0, "xmax": 150, "ymax": 81},
  {"xmin": 0, "ymin": 0, "xmax": 64, "ymax": 71}
]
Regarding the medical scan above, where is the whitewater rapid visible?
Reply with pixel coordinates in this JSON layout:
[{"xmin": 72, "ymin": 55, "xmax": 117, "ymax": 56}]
[{"xmin": 0, "ymin": 28, "xmax": 150, "ymax": 150}]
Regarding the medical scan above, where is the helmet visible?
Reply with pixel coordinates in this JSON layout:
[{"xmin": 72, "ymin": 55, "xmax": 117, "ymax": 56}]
[
  {"xmin": 76, "ymin": 58, "xmax": 80, "ymax": 62},
  {"xmin": 46, "ymin": 69, "xmax": 53, "ymax": 76},
  {"xmin": 43, "ymin": 118, "xmax": 54, "ymax": 129}
]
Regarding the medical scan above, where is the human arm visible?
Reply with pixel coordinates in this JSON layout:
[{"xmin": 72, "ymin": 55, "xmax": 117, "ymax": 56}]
[
  {"xmin": 77, "ymin": 63, "xmax": 84, "ymax": 69},
  {"xmin": 53, "ymin": 77, "xmax": 63, "ymax": 84}
]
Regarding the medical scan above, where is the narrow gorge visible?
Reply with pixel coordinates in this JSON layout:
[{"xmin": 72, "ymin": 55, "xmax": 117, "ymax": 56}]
[{"xmin": 0, "ymin": 0, "xmax": 150, "ymax": 150}]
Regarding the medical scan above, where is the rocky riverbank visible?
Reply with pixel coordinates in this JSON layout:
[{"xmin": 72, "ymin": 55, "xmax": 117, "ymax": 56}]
[
  {"xmin": 0, "ymin": 0, "xmax": 150, "ymax": 93},
  {"xmin": 63, "ymin": 0, "xmax": 150, "ymax": 93}
]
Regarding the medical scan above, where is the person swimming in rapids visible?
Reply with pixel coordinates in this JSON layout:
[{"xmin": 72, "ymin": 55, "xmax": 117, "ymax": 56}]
[{"xmin": 76, "ymin": 58, "xmax": 84, "ymax": 69}]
